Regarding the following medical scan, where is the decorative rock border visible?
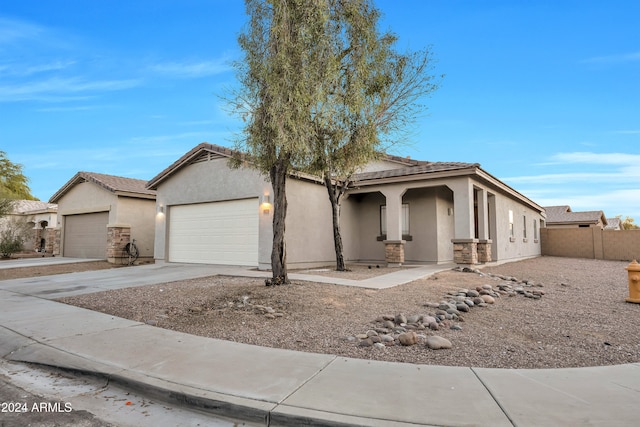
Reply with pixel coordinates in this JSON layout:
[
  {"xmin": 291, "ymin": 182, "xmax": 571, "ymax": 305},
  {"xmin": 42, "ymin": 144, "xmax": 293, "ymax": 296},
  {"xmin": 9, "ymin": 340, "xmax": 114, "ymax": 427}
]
[{"xmin": 349, "ymin": 266, "xmax": 545, "ymax": 351}]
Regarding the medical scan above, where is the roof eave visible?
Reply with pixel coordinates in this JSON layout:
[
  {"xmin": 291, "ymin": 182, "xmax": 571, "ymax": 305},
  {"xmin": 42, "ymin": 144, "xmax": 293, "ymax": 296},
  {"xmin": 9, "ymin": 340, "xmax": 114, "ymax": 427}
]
[
  {"xmin": 115, "ymin": 191, "xmax": 156, "ymax": 200},
  {"xmin": 147, "ymin": 143, "xmax": 236, "ymax": 190},
  {"xmin": 351, "ymin": 166, "xmax": 477, "ymax": 187}
]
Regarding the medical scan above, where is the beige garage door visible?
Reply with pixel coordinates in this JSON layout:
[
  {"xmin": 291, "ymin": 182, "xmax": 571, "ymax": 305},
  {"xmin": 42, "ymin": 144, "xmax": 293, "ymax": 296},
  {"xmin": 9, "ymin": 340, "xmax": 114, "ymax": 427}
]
[
  {"xmin": 168, "ymin": 199, "xmax": 258, "ymax": 266},
  {"xmin": 63, "ymin": 212, "xmax": 109, "ymax": 258}
]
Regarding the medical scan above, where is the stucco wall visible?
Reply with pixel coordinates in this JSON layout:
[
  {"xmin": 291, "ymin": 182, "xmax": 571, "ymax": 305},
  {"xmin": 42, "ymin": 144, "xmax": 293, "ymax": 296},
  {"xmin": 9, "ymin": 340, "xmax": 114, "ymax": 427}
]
[
  {"xmin": 55, "ymin": 181, "xmax": 117, "ymax": 222},
  {"xmin": 116, "ymin": 196, "xmax": 156, "ymax": 258},
  {"xmin": 285, "ymin": 178, "xmax": 335, "ymax": 268},
  {"xmin": 342, "ymin": 192, "xmax": 386, "ymax": 262},
  {"xmin": 541, "ymin": 228, "xmax": 640, "ymax": 261},
  {"xmin": 491, "ymin": 191, "xmax": 543, "ymax": 262},
  {"xmin": 403, "ymin": 187, "xmax": 438, "ymax": 262},
  {"xmin": 436, "ymin": 187, "xmax": 455, "ymax": 262}
]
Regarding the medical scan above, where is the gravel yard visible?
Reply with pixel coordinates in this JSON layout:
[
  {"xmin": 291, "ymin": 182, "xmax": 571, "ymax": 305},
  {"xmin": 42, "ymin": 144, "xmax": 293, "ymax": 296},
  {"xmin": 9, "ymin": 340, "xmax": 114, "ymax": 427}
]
[{"xmin": 56, "ymin": 256, "xmax": 640, "ymax": 369}]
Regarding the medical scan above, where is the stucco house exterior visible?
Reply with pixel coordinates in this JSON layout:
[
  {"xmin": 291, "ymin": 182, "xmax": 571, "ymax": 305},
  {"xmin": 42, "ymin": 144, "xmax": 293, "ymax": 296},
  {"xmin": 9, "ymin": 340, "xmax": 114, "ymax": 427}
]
[
  {"xmin": 148, "ymin": 143, "xmax": 545, "ymax": 269},
  {"xmin": 0, "ymin": 200, "xmax": 58, "ymax": 253},
  {"xmin": 49, "ymin": 172, "xmax": 156, "ymax": 262},
  {"xmin": 544, "ymin": 205, "xmax": 608, "ymax": 229}
]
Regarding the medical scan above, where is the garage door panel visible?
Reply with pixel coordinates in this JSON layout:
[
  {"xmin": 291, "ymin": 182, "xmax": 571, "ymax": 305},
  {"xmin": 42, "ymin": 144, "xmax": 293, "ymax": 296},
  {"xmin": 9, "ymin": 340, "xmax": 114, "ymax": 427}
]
[
  {"xmin": 168, "ymin": 199, "xmax": 258, "ymax": 266},
  {"xmin": 63, "ymin": 212, "xmax": 108, "ymax": 259}
]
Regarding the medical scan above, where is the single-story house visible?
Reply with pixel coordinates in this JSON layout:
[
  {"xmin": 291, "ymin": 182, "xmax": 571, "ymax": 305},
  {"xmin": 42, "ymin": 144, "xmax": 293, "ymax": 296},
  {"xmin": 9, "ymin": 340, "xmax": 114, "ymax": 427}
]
[
  {"xmin": 147, "ymin": 143, "xmax": 545, "ymax": 268},
  {"xmin": 0, "ymin": 200, "xmax": 58, "ymax": 253},
  {"xmin": 49, "ymin": 172, "xmax": 156, "ymax": 262},
  {"xmin": 544, "ymin": 205, "xmax": 608, "ymax": 229}
]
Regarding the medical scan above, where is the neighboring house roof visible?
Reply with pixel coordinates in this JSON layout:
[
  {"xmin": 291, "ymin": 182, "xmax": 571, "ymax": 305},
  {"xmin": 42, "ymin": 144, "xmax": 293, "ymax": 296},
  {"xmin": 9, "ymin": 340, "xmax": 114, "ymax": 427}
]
[
  {"xmin": 605, "ymin": 217, "xmax": 622, "ymax": 230},
  {"xmin": 50, "ymin": 172, "xmax": 156, "ymax": 203},
  {"xmin": 544, "ymin": 205, "xmax": 608, "ymax": 227},
  {"xmin": 10, "ymin": 200, "xmax": 57, "ymax": 214}
]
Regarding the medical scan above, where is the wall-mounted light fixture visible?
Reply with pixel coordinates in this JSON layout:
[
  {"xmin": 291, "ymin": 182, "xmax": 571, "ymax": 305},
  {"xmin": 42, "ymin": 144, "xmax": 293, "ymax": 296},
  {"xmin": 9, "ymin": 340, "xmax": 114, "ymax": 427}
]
[
  {"xmin": 448, "ymin": 207, "xmax": 453, "ymax": 216},
  {"xmin": 157, "ymin": 204, "xmax": 164, "ymax": 214},
  {"xmin": 260, "ymin": 194, "xmax": 271, "ymax": 215}
]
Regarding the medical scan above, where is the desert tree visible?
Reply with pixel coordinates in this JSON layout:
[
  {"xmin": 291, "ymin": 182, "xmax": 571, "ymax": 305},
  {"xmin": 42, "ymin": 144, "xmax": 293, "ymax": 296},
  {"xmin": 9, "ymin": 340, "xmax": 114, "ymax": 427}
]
[
  {"xmin": 307, "ymin": 0, "xmax": 441, "ymax": 270},
  {"xmin": 229, "ymin": 0, "xmax": 331, "ymax": 284},
  {"xmin": 0, "ymin": 151, "xmax": 37, "ymax": 201}
]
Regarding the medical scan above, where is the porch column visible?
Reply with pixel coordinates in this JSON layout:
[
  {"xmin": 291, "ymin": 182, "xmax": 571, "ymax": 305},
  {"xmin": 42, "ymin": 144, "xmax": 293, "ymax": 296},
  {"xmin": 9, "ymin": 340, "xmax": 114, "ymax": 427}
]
[
  {"xmin": 449, "ymin": 178, "xmax": 478, "ymax": 264},
  {"xmin": 382, "ymin": 188, "xmax": 405, "ymax": 265},
  {"xmin": 476, "ymin": 188, "xmax": 492, "ymax": 263}
]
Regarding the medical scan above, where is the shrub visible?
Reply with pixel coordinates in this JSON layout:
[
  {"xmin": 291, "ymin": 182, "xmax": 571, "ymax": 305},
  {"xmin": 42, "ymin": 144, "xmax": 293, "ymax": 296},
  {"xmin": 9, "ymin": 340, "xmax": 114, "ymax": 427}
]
[{"xmin": 0, "ymin": 217, "xmax": 31, "ymax": 258}]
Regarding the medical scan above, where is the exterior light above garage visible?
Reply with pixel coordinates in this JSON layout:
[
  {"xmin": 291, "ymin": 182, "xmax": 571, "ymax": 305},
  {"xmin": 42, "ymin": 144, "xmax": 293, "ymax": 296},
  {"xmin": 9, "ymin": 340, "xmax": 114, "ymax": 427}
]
[{"xmin": 260, "ymin": 194, "xmax": 271, "ymax": 215}]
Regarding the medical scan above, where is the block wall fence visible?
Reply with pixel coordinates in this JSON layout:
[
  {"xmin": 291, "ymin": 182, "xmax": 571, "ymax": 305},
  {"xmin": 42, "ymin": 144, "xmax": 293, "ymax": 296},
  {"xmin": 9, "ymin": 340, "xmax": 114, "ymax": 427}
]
[{"xmin": 540, "ymin": 228, "xmax": 640, "ymax": 261}]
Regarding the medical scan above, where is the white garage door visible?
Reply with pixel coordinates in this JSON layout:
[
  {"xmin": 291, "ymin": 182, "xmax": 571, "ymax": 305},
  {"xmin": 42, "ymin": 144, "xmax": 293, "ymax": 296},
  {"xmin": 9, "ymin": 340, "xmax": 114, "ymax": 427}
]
[
  {"xmin": 168, "ymin": 199, "xmax": 258, "ymax": 266},
  {"xmin": 63, "ymin": 212, "xmax": 109, "ymax": 258}
]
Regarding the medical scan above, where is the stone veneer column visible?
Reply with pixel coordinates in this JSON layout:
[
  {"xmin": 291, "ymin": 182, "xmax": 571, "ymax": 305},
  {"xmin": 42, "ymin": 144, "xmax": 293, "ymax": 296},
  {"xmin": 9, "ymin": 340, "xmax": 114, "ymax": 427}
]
[
  {"xmin": 477, "ymin": 239, "xmax": 493, "ymax": 263},
  {"xmin": 452, "ymin": 239, "xmax": 478, "ymax": 264},
  {"xmin": 107, "ymin": 225, "xmax": 131, "ymax": 264},
  {"xmin": 384, "ymin": 240, "xmax": 405, "ymax": 266},
  {"xmin": 53, "ymin": 228, "xmax": 61, "ymax": 256}
]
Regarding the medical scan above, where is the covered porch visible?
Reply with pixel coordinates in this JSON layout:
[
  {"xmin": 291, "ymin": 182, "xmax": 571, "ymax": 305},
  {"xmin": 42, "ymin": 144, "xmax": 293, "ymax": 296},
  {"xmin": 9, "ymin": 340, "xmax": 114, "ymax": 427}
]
[{"xmin": 342, "ymin": 176, "xmax": 495, "ymax": 265}]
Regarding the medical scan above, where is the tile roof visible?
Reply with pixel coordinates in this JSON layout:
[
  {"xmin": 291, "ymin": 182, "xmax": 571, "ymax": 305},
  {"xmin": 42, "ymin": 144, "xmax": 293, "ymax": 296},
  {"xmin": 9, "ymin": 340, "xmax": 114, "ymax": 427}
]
[
  {"xmin": 11, "ymin": 200, "xmax": 57, "ymax": 214},
  {"xmin": 50, "ymin": 172, "xmax": 156, "ymax": 203},
  {"xmin": 605, "ymin": 217, "xmax": 622, "ymax": 230},
  {"xmin": 352, "ymin": 161, "xmax": 479, "ymax": 182},
  {"xmin": 544, "ymin": 205, "xmax": 607, "ymax": 225}
]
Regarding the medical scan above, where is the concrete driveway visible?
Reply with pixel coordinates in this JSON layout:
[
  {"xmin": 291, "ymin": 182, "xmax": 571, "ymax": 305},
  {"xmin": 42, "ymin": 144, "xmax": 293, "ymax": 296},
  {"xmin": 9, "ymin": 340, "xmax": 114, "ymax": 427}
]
[{"xmin": 0, "ymin": 261, "xmax": 269, "ymax": 299}]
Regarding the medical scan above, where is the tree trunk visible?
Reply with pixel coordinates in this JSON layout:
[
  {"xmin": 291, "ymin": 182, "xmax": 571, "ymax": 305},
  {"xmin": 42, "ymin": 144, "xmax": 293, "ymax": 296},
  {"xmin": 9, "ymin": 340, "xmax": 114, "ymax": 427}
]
[
  {"xmin": 268, "ymin": 158, "xmax": 289, "ymax": 285},
  {"xmin": 324, "ymin": 175, "xmax": 347, "ymax": 271}
]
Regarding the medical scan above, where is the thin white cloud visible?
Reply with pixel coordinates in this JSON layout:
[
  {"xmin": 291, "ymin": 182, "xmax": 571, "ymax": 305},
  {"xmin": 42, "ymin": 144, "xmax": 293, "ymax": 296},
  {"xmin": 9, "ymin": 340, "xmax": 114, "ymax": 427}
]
[
  {"xmin": 503, "ymin": 172, "xmax": 632, "ymax": 184},
  {"xmin": 35, "ymin": 104, "xmax": 104, "ymax": 112},
  {"xmin": 0, "ymin": 17, "xmax": 43, "ymax": 45},
  {"xmin": 0, "ymin": 76, "xmax": 141, "ymax": 102},
  {"xmin": 149, "ymin": 59, "xmax": 231, "ymax": 78},
  {"xmin": 501, "ymin": 151, "xmax": 640, "ymax": 219},
  {"xmin": 24, "ymin": 60, "xmax": 76, "ymax": 75},
  {"xmin": 583, "ymin": 51, "xmax": 640, "ymax": 64},
  {"xmin": 614, "ymin": 130, "xmax": 640, "ymax": 135},
  {"xmin": 549, "ymin": 151, "xmax": 640, "ymax": 165}
]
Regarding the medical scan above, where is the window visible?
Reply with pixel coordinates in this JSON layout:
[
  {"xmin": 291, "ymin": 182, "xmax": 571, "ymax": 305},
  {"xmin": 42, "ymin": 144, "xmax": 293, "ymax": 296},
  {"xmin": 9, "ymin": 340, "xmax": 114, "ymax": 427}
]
[
  {"xmin": 508, "ymin": 210, "xmax": 514, "ymax": 241},
  {"xmin": 380, "ymin": 204, "xmax": 409, "ymax": 236},
  {"xmin": 523, "ymin": 215, "xmax": 527, "ymax": 239},
  {"xmin": 533, "ymin": 219, "xmax": 538, "ymax": 241}
]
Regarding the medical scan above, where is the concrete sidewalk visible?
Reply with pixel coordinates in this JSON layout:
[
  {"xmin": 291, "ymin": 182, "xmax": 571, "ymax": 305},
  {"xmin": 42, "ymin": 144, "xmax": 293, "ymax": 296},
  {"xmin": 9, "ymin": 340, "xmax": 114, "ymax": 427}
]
[{"xmin": 1, "ymin": 263, "xmax": 639, "ymax": 426}]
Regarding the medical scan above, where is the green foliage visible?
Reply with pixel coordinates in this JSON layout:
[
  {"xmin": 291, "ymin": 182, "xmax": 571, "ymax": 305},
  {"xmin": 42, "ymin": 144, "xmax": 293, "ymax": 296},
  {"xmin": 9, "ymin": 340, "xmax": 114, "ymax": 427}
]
[
  {"xmin": 0, "ymin": 218, "xmax": 31, "ymax": 258},
  {"xmin": 0, "ymin": 198, "xmax": 14, "ymax": 219},
  {"xmin": 307, "ymin": 0, "xmax": 441, "ymax": 182},
  {"xmin": 230, "ymin": 0, "xmax": 329, "ymax": 174},
  {"xmin": 0, "ymin": 151, "xmax": 37, "ymax": 200}
]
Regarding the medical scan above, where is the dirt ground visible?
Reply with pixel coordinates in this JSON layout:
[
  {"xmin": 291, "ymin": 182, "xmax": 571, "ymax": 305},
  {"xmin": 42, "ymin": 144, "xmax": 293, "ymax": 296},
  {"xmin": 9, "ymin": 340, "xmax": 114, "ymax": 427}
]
[
  {"xmin": 3, "ymin": 256, "xmax": 639, "ymax": 369},
  {"xmin": 0, "ymin": 260, "xmax": 121, "ymax": 281},
  {"xmin": 41, "ymin": 256, "xmax": 640, "ymax": 369}
]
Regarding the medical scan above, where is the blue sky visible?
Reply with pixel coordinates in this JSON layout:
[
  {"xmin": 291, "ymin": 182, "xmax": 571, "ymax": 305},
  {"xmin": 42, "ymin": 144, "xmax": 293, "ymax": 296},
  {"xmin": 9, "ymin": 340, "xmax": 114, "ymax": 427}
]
[{"xmin": 2, "ymin": 1, "xmax": 639, "ymax": 221}]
